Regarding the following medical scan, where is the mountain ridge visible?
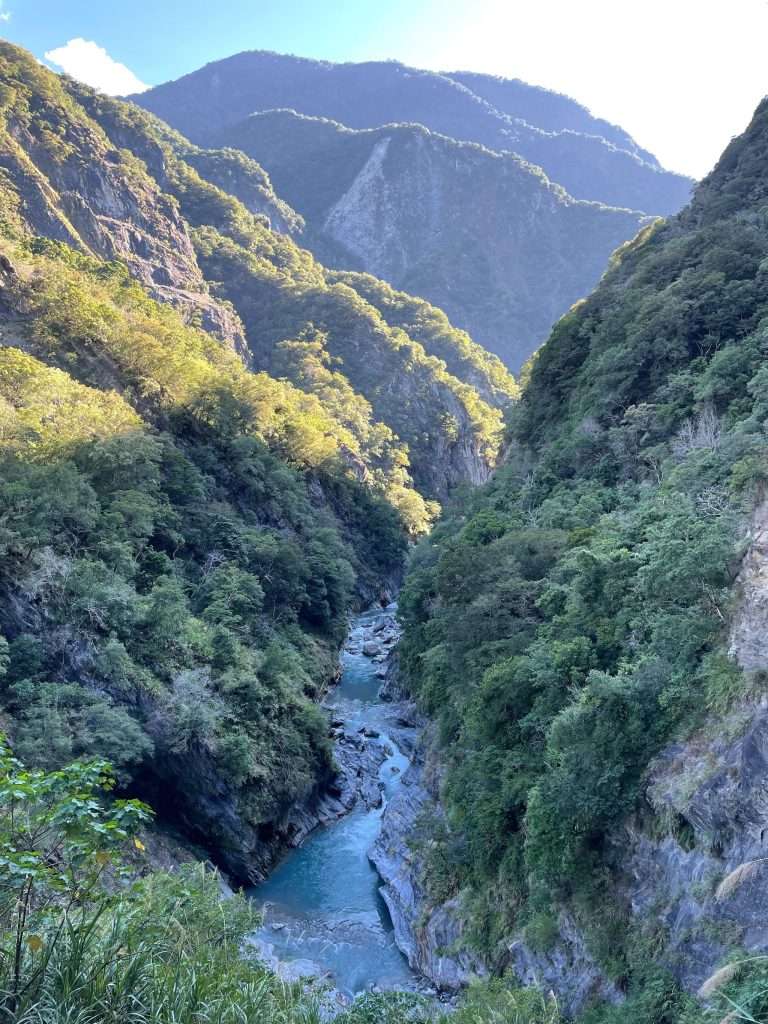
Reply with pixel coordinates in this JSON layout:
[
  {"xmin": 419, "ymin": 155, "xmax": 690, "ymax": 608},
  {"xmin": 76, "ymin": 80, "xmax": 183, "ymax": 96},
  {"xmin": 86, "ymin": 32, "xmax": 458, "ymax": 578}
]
[
  {"xmin": 212, "ymin": 106, "xmax": 648, "ymax": 368},
  {"xmin": 133, "ymin": 49, "xmax": 692, "ymax": 214}
]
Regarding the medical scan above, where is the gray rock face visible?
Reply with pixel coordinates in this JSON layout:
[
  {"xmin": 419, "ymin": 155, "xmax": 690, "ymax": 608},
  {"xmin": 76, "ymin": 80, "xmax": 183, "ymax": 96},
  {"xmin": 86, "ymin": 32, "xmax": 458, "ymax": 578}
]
[
  {"xmin": 730, "ymin": 499, "xmax": 768, "ymax": 673},
  {"xmin": 1, "ymin": 108, "xmax": 247, "ymax": 356},
  {"xmin": 595, "ymin": 501, "xmax": 768, "ymax": 995},
  {"xmin": 614, "ymin": 697, "xmax": 768, "ymax": 994},
  {"xmin": 370, "ymin": 738, "xmax": 486, "ymax": 991},
  {"xmin": 138, "ymin": 664, "xmax": 395, "ymax": 884},
  {"xmin": 508, "ymin": 912, "xmax": 622, "ymax": 1015}
]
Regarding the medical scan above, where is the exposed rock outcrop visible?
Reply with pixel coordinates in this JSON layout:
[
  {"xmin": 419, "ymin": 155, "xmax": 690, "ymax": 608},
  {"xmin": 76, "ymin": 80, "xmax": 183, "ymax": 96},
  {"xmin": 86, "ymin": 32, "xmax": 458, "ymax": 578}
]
[
  {"xmin": 507, "ymin": 913, "xmax": 622, "ymax": 1015},
  {"xmin": 0, "ymin": 109, "xmax": 247, "ymax": 354},
  {"xmin": 137, "ymin": 708, "xmax": 394, "ymax": 885},
  {"xmin": 370, "ymin": 730, "xmax": 486, "ymax": 992},
  {"xmin": 597, "ymin": 499, "xmax": 768, "ymax": 994}
]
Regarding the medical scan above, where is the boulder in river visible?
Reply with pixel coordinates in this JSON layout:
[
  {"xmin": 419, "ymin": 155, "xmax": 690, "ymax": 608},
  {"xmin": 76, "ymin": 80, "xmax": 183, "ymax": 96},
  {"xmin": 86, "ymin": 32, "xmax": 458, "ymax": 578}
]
[{"xmin": 362, "ymin": 641, "xmax": 381, "ymax": 657}]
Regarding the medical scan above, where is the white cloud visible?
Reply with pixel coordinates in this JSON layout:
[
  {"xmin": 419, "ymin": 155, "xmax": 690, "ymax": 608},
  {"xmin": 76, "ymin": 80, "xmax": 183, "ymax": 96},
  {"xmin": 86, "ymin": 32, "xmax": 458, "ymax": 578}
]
[
  {"xmin": 0, "ymin": 2, "xmax": 11, "ymax": 22},
  {"xmin": 44, "ymin": 38, "xmax": 149, "ymax": 96}
]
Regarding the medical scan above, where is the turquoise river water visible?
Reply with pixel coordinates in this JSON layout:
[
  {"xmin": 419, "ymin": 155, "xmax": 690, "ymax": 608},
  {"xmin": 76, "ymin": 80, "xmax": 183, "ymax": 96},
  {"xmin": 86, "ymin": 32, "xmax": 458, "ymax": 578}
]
[{"xmin": 247, "ymin": 606, "xmax": 418, "ymax": 997}]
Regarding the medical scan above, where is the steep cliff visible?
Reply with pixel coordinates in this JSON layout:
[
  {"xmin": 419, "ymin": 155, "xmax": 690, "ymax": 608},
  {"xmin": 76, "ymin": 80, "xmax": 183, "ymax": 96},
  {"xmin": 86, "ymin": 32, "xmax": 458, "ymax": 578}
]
[
  {"xmin": 132, "ymin": 51, "xmax": 691, "ymax": 372},
  {"xmin": 0, "ymin": 42, "xmax": 517, "ymax": 517},
  {"xmin": 213, "ymin": 109, "xmax": 647, "ymax": 369},
  {"xmin": 133, "ymin": 50, "xmax": 692, "ymax": 214},
  {"xmin": 395, "ymin": 95, "xmax": 768, "ymax": 1021},
  {"xmin": 0, "ymin": 46, "xmax": 246, "ymax": 352}
]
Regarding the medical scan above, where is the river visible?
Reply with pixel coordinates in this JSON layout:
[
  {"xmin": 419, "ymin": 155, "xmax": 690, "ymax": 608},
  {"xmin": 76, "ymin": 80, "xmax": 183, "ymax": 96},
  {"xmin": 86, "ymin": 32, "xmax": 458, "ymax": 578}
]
[{"xmin": 246, "ymin": 604, "xmax": 422, "ymax": 998}]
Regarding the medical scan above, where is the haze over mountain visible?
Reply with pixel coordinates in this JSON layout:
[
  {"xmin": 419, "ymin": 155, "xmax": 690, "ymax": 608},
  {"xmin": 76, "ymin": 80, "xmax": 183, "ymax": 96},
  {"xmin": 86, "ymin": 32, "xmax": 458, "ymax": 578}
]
[
  {"xmin": 135, "ymin": 51, "xmax": 692, "ymax": 214},
  {"xmin": 134, "ymin": 50, "xmax": 690, "ymax": 369}
]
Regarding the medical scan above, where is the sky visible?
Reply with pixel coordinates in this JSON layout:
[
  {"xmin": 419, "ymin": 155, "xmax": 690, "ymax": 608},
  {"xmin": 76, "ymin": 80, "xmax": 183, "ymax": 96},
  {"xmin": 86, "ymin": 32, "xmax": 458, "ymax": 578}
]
[{"xmin": 0, "ymin": 0, "xmax": 765, "ymax": 179}]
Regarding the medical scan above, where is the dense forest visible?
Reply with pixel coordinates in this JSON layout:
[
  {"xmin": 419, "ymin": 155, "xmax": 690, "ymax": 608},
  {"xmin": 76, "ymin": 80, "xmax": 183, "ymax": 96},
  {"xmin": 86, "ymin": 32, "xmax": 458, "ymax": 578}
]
[
  {"xmin": 0, "ymin": 27, "xmax": 766, "ymax": 1024},
  {"xmin": 396, "ymin": 94, "xmax": 768, "ymax": 1022}
]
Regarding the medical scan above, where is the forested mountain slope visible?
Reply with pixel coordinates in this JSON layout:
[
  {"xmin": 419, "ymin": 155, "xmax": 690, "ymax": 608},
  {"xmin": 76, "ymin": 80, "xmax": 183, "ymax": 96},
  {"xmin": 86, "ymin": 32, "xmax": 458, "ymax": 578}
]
[
  {"xmin": 396, "ymin": 95, "xmax": 768, "ymax": 1022},
  {"xmin": 445, "ymin": 69, "xmax": 659, "ymax": 164},
  {"xmin": 0, "ymin": 40, "xmax": 523, "ymax": 884},
  {"xmin": 0, "ymin": 42, "xmax": 516, "ymax": 509},
  {"xmin": 134, "ymin": 50, "xmax": 691, "ymax": 214},
  {"xmin": 212, "ymin": 108, "xmax": 647, "ymax": 368}
]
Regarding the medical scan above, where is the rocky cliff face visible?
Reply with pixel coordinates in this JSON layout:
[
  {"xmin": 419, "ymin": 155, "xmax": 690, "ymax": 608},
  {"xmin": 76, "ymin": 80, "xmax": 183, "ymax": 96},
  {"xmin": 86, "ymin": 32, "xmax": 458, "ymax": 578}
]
[
  {"xmin": 133, "ymin": 50, "xmax": 692, "ymax": 214},
  {"xmin": 67, "ymin": 81, "xmax": 305, "ymax": 239},
  {"xmin": 371, "ymin": 733, "xmax": 488, "ymax": 992},
  {"xmin": 608, "ymin": 497, "xmax": 768, "ymax": 995},
  {"xmin": 221, "ymin": 111, "xmax": 647, "ymax": 368},
  {"xmin": 0, "ymin": 71, "xmax": 246, "ymax": 352}
]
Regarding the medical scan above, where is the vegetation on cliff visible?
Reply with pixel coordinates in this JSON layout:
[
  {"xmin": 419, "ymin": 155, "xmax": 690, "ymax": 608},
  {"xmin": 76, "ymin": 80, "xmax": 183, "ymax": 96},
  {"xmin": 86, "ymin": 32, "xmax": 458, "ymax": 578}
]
[
  {"xmin": 397, "ymin": 95, "xmax": 768, "ymax": 1019},
  {"xmin": 170, "ymin": 106, "xmax": 649, "ymax": 371},
  {"xmin": 0, "ymin": 213, "xmax": 422, "ymax": 869}
]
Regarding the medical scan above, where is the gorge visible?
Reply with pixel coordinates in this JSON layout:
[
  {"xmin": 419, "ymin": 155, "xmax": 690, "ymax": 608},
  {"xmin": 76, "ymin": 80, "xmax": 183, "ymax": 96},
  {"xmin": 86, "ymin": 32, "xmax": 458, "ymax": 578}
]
[
  {"xmin": 0, "ymin": 24, "xmax": 767, "ymax": 1024},
  {"xmin": 248, "ymin": 605, "xmax": 421, "ymax": 1001}
]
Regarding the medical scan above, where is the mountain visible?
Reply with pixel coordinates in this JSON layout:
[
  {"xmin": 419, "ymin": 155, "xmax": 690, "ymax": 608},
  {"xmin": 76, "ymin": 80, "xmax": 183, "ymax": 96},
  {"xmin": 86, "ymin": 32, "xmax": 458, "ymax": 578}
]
[
  {"xmin": 395, "ymin": 95, "xmax": 768, "ymax": 1020},
  {"xmin": 0, "ymin": 43, "xmax": 517, "ymax": 511},
  {"xmin": 134, "ymin": 51, "xmax": 689, "ymax": 372},
  {"xmin": 0, "ymin": 40, "xmax": 522, "ymax": 885},
  {"xmin": 134, "ymin": 51, "xmax": 692, "ymax": 214},
  {"xmin": 445, "ymin": 69, "xmax": 660, "ymax": 165},
  {"xmin": 211, "ymin": 108, "xmax": 648, "ymax": 369}
]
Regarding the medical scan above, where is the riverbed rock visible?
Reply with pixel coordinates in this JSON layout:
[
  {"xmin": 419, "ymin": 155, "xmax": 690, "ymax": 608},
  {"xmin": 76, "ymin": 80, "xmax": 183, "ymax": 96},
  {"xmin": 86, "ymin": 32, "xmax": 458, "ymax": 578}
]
[
  {"xmin": 370, "ymin": 742, "xmax": 486, "ymax": 991},
  {"xmin": 362, "ymin": 641, "xmax": 382, "ymax": 657},
  {"xmin": 378, "ymin": 652, "xmax": 411, "ymax": 703}
]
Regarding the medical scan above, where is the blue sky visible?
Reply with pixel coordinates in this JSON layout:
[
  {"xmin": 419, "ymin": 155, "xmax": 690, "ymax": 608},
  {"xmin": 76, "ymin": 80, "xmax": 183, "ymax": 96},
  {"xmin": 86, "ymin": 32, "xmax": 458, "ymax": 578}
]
[
  {"xmin": 1, "ymin": 0, "xmax": 767, "ymax": 179},
  {"xmin": 0, "ymin": 0, "xmax": 447, "ymax": 83}
]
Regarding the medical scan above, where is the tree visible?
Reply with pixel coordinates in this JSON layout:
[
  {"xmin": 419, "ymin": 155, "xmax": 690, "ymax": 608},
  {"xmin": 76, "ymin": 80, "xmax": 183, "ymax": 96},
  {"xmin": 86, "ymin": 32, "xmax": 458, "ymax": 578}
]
[{"xmin": 0, "ymin": 739, "xmax": 151, "ymax": 1016}]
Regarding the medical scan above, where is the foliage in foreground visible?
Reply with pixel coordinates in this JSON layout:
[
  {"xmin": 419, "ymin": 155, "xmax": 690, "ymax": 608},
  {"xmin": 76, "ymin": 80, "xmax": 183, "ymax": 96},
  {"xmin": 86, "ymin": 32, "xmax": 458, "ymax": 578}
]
[
  {"xmin": 0, "ymin": 741, "xmax": 322, "ymax": 1023},
  {"xmin": 0, "ymin": 744, "xmax": 588, "ymax": 1024},
  {"xmin": 7, "ymin": 742, "xmax": 764, "ymax": 1024}
]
